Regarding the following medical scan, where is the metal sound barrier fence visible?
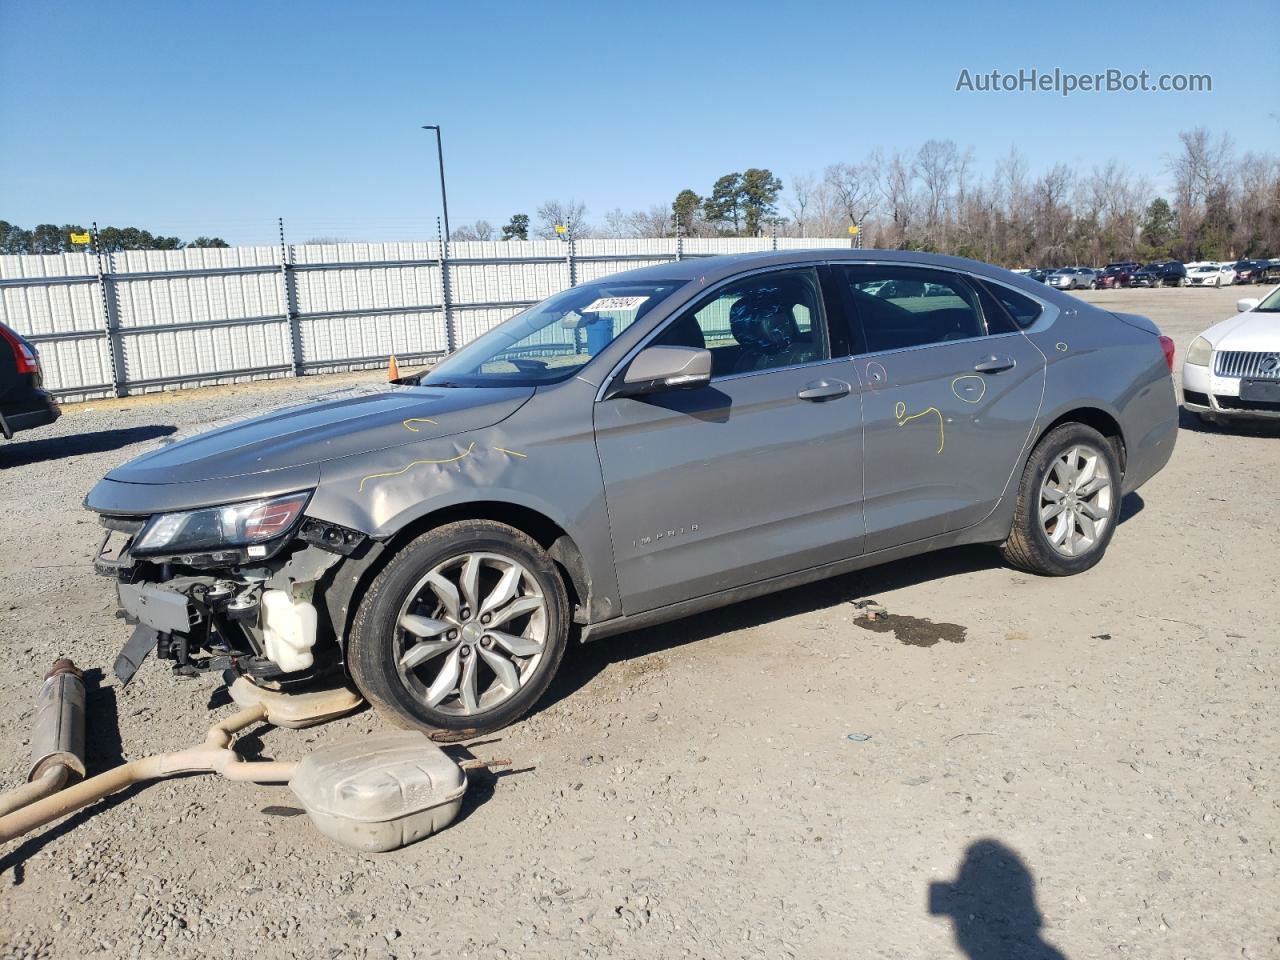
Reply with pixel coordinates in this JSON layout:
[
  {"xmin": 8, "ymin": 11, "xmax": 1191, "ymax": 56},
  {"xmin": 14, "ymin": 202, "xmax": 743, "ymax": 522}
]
[{"xmin": 0, "ymin": 234, "xmax": 854, "ymax": 402}]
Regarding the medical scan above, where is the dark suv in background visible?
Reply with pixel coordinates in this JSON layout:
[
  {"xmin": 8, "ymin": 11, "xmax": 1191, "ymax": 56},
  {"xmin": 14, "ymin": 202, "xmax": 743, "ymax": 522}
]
[
  {"xmin": 1232, "ymin": 259, "xmax": 1268, "ymax": 284},
  {"xmin": 0, "ymin": 320, "xmax": 60, "ymax": 440},
  {"xmin": 1130, "ymin": 261, "xmax": 1187, "ymax": 288}
]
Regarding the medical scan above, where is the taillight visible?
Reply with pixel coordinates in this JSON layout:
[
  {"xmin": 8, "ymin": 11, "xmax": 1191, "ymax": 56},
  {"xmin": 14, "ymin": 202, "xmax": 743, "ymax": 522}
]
[
  {"xmin": 0, "ymin": 323, "xmax": 38, "ymax": 375},
  {"xmin": 1158, "ymin": 335, "xmax": 1175, "ymax": 372}
]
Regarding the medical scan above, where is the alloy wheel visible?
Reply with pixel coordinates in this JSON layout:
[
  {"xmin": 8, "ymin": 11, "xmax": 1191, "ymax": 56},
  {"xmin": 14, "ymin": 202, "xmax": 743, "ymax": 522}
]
[
  {"xmin": 394, "ymin": 552, "xmax": 548, "ymax": 716},
  {"xmin": 1038, "ymin": 444, "xmax": 1114, "ymax": 558}
]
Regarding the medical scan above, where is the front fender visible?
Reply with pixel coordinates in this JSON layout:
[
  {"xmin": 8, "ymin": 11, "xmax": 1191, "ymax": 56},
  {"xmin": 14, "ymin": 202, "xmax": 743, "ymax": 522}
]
[{"xmin": 305, "ymin": 379, "xmax": 623, "ymax": 623}]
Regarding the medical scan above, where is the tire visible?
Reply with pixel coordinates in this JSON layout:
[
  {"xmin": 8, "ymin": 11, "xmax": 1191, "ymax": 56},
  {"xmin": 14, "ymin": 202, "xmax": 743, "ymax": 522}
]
[
  {"xmin": 347, "ymin": 519, "xmax": 570, "ymax": 739},
  {"xmin": 1000, "ymin": 422, "xmax": 1122, "ymax": 576}
]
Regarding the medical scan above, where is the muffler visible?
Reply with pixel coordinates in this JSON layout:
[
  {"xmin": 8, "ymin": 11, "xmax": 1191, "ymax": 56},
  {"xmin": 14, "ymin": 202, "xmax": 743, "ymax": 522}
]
[{"xmin": 0, "ymin": 659, "xmax": 87, "ymax": 819}]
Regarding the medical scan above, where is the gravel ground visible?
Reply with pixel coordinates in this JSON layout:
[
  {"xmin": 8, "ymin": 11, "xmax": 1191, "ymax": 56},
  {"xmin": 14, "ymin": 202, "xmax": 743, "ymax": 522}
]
[{"xmin": 0, "ymin": 286, "xmax": 1276, "ymax": 960}]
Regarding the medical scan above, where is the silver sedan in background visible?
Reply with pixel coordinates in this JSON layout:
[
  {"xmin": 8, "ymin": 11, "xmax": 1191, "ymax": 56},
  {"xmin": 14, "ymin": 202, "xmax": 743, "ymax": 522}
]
[{"xmin": 1047, "ymin": 267, "xmax": 1098, "ymax": 290}]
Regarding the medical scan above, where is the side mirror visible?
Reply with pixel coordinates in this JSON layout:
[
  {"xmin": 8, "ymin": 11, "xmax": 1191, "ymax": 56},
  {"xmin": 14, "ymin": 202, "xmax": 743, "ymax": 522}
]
[
  {"xmin": 606, "ymin": 345, "xmax": 712, "ymax": 399},
  {"xmin": 1237, "ymin": 298, "xmax": 1260, "ymax": 314}
]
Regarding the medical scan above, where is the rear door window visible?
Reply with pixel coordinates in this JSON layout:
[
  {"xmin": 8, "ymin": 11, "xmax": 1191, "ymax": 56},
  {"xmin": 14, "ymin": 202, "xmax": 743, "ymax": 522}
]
[{"xmin": 834, "ymin": 266, "xmax": 985, "ymax": 353}]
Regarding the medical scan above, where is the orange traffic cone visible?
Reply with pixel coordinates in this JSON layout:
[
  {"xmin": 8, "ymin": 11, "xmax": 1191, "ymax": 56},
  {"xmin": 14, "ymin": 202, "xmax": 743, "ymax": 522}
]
[{"xmin": 387, "ymin": 354, "xmax": 400, "ymax": 381}]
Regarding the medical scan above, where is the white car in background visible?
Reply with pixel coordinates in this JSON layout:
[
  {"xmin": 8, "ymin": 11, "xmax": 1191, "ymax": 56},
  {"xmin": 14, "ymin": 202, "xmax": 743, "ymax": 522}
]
[
  {"xmin": 1186, "ymin": 263, "xmax": 1235, "ymax": 287},
  {"xmin": 1182, "ymin": 286, "xmax": 1280, "ymax": 423}
]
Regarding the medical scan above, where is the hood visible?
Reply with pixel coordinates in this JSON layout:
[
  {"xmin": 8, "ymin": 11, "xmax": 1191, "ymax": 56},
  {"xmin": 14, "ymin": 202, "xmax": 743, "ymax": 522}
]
[
  {"xmin": 1200, "ymin": 309, "xmax": 1280, "ymax": 352},
  {"xmin": 105, "ymin": 383, "xmax": 535, "ymax": 485}
]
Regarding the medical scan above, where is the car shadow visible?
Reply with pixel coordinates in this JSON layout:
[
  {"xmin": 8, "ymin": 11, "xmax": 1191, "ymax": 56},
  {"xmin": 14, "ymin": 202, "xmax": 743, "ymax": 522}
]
[
  {"xmin": 929, "ymin": 838, "xmax": 1069, "ymax": 959},
  {"xmin": 541, "ymin": 498, "xmax": 1145, "ymax": 716},
  {"xmin": 1177, "ymin": 405, "xmax": 1280, "ymax": 437},
  {"xmin": 541, "ymin": 543, "xmax": 997, "ymax": 714},
  {"xmin": 0, "ymin": 424, "xmax": 177, "ymax": 468}
]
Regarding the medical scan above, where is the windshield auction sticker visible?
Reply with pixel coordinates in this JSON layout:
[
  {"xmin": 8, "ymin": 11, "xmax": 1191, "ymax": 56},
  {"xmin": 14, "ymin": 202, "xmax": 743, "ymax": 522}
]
[{"xmin": 581, "ymin": 296, "xmax": 649, "ymax": 313}]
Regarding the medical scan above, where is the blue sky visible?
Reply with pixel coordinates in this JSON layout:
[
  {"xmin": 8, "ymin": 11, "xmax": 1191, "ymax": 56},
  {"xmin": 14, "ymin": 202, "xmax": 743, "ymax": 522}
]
[{"xmin": 1, "ymin": 0, "xmax": 1275, "ymax": 244}]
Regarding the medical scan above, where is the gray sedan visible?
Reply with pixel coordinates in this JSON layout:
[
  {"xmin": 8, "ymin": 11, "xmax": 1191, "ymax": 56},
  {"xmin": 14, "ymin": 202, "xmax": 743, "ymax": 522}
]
[{"xmin": 86, "ymin": 251, "xmax": 1178, "ymax": 736}]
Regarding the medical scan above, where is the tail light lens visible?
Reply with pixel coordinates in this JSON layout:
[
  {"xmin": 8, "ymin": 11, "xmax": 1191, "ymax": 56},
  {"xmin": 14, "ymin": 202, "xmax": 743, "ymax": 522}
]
[
  {"xmin": 1158, "ymin": 335, "xmax": 1175, "ymax": 372},
  {"xmin": 0, "ymin": 323, "xmax": 38, "ymax": 375}
]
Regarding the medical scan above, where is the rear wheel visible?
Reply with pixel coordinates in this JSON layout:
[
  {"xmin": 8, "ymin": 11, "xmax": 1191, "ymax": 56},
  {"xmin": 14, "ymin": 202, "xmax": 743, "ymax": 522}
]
[
  {"xmin": 348, "ymin": 520, "xmax": 569, "ymax": 738},
  {"xmin": 1001, "ymin": 423, "xmax": 1121, "ymax": 576}
]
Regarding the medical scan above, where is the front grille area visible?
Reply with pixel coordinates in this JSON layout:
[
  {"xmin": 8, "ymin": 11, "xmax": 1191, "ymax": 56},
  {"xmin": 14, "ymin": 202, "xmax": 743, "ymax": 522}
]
[
  {"xmin": 1215, "ymin": 350, "xmax": 1280, "ymax": 379},
  {"xmin": 1183, "ymin": 389, "xmax": 1210, "ymax": 407},
  {"xmin": 1215, "ymin": 395, "xmax": 1280, "ymax": 412}
]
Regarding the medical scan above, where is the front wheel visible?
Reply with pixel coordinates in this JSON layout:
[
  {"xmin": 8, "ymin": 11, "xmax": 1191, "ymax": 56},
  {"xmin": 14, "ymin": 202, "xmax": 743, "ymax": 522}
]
[
  {"xmin": 347, "ymin": 520, "xmax": 570, "ymax": 738},
  {"xmin": 1000, "ymin": 423, "xmax": 1122, "ymax": 576}
]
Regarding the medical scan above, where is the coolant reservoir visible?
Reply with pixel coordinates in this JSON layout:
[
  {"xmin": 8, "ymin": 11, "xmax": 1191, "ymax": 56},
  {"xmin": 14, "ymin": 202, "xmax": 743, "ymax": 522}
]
[
  {"xmin": 289, "ymin": 731, "xmax": 468, "ymax": 852},
  {"xmin": 259, "ymin": 589, "xmax": 317, "ymax": 672}
]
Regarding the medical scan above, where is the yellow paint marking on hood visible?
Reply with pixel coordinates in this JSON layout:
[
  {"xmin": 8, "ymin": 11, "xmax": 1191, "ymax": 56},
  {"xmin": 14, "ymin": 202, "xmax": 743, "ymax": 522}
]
[{"xmin": 403, "ymin": 417, "xmax": 440, "ymax": 432}]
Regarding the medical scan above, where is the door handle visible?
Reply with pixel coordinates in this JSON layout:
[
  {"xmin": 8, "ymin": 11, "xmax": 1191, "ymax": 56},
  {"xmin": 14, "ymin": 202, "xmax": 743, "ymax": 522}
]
[
  {"xmin": 973, "ymin": 355, "xmax": 1015, "ymax": 374},
  {"xmin": 796, "ymin": 379, "xmax": 851, "ymax": 402}
]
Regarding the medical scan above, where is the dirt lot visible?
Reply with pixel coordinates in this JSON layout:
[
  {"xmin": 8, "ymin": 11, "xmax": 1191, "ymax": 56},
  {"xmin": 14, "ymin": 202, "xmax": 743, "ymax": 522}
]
[{"xmin": 1, "ymin": 285, "xmax": 1276, "ymax": 960}]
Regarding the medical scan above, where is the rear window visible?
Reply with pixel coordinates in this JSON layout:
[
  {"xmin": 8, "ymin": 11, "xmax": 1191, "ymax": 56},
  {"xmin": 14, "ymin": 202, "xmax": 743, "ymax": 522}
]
[{"xmin": 979, "ymin": 281, "xmax": 1044, "ymax": 330}]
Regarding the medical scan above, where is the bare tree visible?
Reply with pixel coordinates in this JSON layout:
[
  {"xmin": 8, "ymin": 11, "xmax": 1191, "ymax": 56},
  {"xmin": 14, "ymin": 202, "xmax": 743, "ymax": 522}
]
[
  {"xmin": 914, "ymin": 139, "xmax": 962, "ymax": 247},
  {"xmin": 785, "ymin": 173, "xmax": 817, "ymax": 237},
  {"xmin": 534, "ymin": 199, "xmax": 589, "ymax": 239},
  {"xmin": 824, "ymin": 161, "xmax": 877, "ymax": 232},
  {"xmin": 877, "ymin": 150, "xmax": 918, "ymax": 248},
  {"xmin": 449, "ymin": 219, "xmax": 495, "ymax": 242}
]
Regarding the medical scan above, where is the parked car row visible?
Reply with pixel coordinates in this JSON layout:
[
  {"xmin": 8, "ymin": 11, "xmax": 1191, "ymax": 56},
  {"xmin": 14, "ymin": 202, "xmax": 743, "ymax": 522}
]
[{"xmin": 1017, "ymin": 258, "xmax": 1280, "ymax": 290}]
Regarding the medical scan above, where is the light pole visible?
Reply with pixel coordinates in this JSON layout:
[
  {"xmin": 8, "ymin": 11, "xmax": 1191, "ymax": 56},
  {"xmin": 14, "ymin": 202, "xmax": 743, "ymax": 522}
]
[{"xmin": 421, "ymin": 125, "xmax": 451, "ymax": 243}]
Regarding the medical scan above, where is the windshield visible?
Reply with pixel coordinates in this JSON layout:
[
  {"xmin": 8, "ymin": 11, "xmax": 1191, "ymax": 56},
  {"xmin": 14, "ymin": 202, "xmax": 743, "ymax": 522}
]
[
  {"xmin": 1255, "ymin": 286, "xmax": 1280, "ymax": 312},
  {"xmin": 423, "ymin": 279, "xmax": 686, "ymax": 387}
]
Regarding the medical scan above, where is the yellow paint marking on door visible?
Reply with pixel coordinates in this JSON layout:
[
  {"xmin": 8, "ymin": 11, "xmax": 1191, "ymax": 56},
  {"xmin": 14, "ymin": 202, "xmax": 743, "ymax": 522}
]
[
  {"xmin": 894, "ymin": 401, "xmax": 945, "ymax": 454},
  {"xmin": 402, "ymin": 417, "xmax": 439, "ymax": 432},
  {"xmin": 950, "ymin": 375, "xmax": 986, "ymax": 404},
  {"xmin": 494, "ymin": 447, "xmax": 528, "ymax": 458}
]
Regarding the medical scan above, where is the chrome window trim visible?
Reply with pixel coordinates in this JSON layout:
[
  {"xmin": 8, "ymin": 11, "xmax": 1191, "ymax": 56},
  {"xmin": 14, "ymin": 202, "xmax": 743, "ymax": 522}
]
[{"xmin": 595, "ymin": 258, "xmax": 1059, "ymax": 402}]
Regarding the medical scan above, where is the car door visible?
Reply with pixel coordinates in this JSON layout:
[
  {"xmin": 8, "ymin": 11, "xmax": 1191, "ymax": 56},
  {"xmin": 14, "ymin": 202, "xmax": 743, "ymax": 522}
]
[
  {"xmin": 593, "ymin": 265, "xmax": 865, "ymax": 615},
  {"xmin": 832, "ymin": 264, "xmax": 1047, "ymax": 553}
]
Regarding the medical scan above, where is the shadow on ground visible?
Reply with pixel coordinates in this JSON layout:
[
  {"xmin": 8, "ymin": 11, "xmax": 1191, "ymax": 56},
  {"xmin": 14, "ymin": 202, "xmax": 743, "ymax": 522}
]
[
  {"xmin": 0, "ymin": 424, "xmax": 176, "ymax": 468},
  {"xmin": 543, "ymin": 491, "xmax": 1146, "ymax": 713},
  {"xmin": 1178, "ymin": 405, "xmax": 1280, "ymax": 437},
  {"xmin": 929, "ymin": 838, "xmax": 1068, "ymax": 959}
]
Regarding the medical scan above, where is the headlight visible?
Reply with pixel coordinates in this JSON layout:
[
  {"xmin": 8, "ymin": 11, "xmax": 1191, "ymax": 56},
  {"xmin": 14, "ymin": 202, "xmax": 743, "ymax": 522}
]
[
  {"xmin": 132, "ymin": 491, "xmax": 312, "ymax": 556},
  {"xmin": 1185, "ymin": 336, "xmax": 1213, "ymax": 366}
]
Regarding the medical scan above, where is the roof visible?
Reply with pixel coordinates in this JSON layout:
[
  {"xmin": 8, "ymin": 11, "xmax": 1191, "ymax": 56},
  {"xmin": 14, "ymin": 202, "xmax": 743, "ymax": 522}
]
[{"xmin": 601, "ymin": 247, "xmax": 1054, "ymax": 301}]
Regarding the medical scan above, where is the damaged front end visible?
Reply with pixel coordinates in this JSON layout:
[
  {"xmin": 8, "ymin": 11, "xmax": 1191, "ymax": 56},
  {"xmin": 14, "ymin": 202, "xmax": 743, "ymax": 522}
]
[{"xmin": 93, "ymin": 496, "xmax": 368, "ymax": 691}]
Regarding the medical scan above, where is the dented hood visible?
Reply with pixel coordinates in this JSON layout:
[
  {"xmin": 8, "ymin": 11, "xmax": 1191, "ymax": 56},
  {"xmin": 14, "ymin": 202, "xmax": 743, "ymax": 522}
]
[{"xmin": 105, "ymin": 384, "xmax": 534, "ymax": 486}]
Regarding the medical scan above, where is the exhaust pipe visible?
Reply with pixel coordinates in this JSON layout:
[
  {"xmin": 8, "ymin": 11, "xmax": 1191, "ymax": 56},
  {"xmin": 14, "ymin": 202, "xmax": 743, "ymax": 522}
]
[
  {"xmin": 0, "ymin": 704, "xmax": 294, "ymax": 843},
  {"xmin": 0, "ymin": 659, "xmax": 86, "ymax": 819}
]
